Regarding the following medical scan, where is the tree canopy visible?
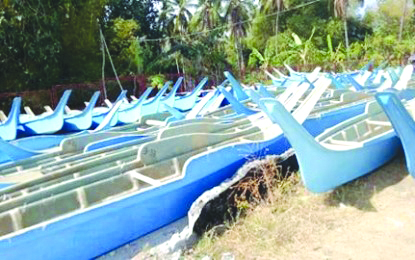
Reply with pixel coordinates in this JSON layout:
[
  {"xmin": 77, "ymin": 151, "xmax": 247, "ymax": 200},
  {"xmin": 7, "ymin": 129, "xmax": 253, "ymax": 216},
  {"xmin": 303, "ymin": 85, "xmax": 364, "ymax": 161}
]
[{"xmin": 1, "ymin": 0, "xmax": 414, "ymax": 92}]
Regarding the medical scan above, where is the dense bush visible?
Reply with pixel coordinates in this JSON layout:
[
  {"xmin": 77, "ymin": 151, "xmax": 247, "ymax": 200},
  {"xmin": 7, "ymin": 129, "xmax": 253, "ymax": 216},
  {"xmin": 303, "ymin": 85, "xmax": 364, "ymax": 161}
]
[{"xmin": 1, "ymin": 0, "xmax": 414, "ymax": 93}]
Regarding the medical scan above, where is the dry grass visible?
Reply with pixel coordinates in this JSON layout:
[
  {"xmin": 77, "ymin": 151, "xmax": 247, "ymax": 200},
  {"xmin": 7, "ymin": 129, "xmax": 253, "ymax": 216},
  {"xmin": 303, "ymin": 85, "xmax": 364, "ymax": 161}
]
[
  {"xmin": 192, "ymin": 151, "xmax": 298, "ymax": 235},
  {"xmin": 230, "ymin": 155, "xmax": 292, "ymax": 208},
  {"xmin": 186, "ymin": 155, "xmax": 414, "ymax": 260},
  {"xmin": 188, "ymin": 173, "xmax": 335, "ymax": 259}
]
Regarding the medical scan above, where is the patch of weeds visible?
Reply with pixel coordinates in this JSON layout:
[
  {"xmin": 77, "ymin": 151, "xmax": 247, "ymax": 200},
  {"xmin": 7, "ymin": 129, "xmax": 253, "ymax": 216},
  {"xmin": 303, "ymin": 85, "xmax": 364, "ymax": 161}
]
[{"xmin": 193, "ymin": 150, "xmax": 298, "ymax": 235}]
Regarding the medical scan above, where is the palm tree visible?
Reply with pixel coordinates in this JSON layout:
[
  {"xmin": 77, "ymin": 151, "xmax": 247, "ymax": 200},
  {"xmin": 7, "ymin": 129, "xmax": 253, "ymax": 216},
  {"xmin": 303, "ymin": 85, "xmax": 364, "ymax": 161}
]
[
  {"xmin": 161, "ymin": 0, "xmax": 195, "ymax": 76},
  {"xmin": 191, "ymin": 0, "xmax": 223, "ymax": 31},
  {"xmin": 224, "ymin": 0, "xmax": 254, "ymax": 75},
  {"xmin": 162, "ymin": 0, "xmax": 195, "ymax": 35}
]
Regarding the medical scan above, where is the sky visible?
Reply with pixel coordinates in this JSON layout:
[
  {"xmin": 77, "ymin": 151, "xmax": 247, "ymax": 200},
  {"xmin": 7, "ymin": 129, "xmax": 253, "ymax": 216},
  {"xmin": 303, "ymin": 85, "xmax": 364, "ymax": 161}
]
[
  {"xmin": 155, "ymin": 0, "xmax": 379, "ymax": 19},
  {"xmin": 357, "ymin": 0, "xmax": 379, "ymax": 17},
  {"xmin": 155, "ymin": 0, "xmax": 261, "ymax": 14}
]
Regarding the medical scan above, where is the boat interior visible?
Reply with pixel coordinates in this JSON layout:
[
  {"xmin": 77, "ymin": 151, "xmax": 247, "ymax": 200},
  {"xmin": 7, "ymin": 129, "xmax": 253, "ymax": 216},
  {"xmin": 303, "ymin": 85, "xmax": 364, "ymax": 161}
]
[
  {"xmin": 0, "ymin": 129, "xmax": 250, "ymax": 239},
  {"xmin": 0, "ymin": 83, "xmax": 358, "ymax": 180},
  {"xmin": 319, "ymin": 100, "xmax": 415, "ymax": 148}
]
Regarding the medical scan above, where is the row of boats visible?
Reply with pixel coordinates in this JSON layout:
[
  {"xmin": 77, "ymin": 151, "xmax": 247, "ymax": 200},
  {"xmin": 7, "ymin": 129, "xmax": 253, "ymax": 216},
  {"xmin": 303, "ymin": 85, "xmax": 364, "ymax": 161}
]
[
  {"xmin": 0, "ymin": 64, "xmax": 414, "ymax": 259},
  {"xmin": 0, "ymin": 76, "xmax": 207, "ymax": 140}
]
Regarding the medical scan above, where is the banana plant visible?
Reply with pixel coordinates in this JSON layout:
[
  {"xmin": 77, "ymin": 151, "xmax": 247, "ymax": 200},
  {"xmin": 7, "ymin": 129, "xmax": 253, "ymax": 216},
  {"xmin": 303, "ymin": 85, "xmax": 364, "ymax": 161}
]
[
  {"xmin": 290, "ymin": 27, "xmax": 316, "ymax": 64},
  {"xmin": 326, "ymin": 34, "xmax": 346, "ymax": 66},
  {"xmin": 248, "ymin": 47, "xmax": 271, "ymax": 69}
]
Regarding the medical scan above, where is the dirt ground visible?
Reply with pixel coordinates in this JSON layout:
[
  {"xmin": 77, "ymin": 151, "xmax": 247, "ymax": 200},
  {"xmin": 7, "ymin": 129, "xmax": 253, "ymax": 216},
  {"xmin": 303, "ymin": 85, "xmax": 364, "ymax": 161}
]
[{"xmin": 284, "ymin": 154, "xmax": 415, "ymax": 260}]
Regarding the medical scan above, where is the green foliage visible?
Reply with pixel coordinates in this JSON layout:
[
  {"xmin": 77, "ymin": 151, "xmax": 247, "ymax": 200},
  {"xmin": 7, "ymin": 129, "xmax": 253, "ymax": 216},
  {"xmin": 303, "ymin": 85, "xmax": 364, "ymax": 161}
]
[
  {"xmin": 106, "ymin": 18, "xmax": 143, "ymax": 75},
  {"xmin": 223, "ymin": 39, "xmax": 239, "ymax": 70},
  {"xmin": 286, "ymin": 16, "xmax": 328, "ymax": 48},
  {"xmin": 2, "ymin": 0, "xmax": 415, "ymax": 94},
  {"xmin": 325, "ymin": 33, "xmax": 346, "ymax": 62},
  {"xmin": 243, "ymin": 70, "xmax": 271, "ymax": 85},
  {"xmin": 0, "ymin": 0, "xmax": 164, "ymax": 93},
  {"xmin": 60, "ymin": 0, "xmax": 107, "ymax": 83},
  {"xmin": 248, "ymin": 47, "xmax": 265, "ymax": 68},
  {"xmin": 105, "ymin": 0, "xmax": 161, "ymax": 39},
  {"xmin": 190, "ymin": 0, "xmax": 223, "ymax": 31},
  {"xmin": 289, "ymin": 27, "xmax": 322, "ymax": 65},
  {"xmin": 264, "ymin": 31, "xmax": 299, "ymax": 66},
  {"xmin": 161, "ymin": 0, "xmax": 195, "ymax": 35},
  {"xmin": 325, "ymin": 19, "xmax": 344, "ymax": 48},
  {"xmin": 149, "ymin": 74, "xmax": 167, "ymax": 89},
  {"xmin": 334, "ymin": 24, "xmax": 414, "ymax": 68},
  {"xmin": 0, "ymin": 0, "xmax": 106, "ymax": 92},
  {"xmin": 0, "ymin": 1, "xmax": 62, "ymax": 91},
  {"xmin": 103, "ymin": 0, "xmax": 163, "ymax": 73},
  {"xmin": 245, "ymin": 13, "xmax": 275, "ymax": 52}
]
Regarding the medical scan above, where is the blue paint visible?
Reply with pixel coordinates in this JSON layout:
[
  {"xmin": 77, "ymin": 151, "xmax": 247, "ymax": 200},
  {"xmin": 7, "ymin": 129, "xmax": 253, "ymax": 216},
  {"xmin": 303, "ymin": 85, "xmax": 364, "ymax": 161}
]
[
  {"xmin": 118, "ymin": 87, "xmax": 153, "ymax": 124},
  {"xmin": 140, "ymin": 82, "xmax": 170, "ymax": 116},
  {"xmin": 0, "ymin": 100, "xmax": 366, "ymax": 259},
  {"xmin": 63, "ymin": 91, "xmax": 100, "ymax": 132},
  {"xmin": 258, "ymin": 85, "xmax": 274, "ymax": 98},
  {"xmin": 260, "ymin": 98, "xmax": 400, "ymax": 193},
  {"xmin": 218, "ymin": 86, "xmax": 257, "ymax": 116},
  {"xmin": 0, "ymin": 97, "xmax": 21, "ymax": 141},
  {"xmin": 20, "ymin": 90, "xmax": 72, "ymax": 135},
  {"xmin": 174, "ymin": 77, "xmax": 208, "ymax": 111},
  {"xmin": 376, "ymin": 92, "xmax": 415, "ymax": 177},
  {"xmin": 92, "ymin": 90, "xmax": 127, "ymax": 127},
  {"xmin": 11, "ymin": 135, "xmax": 68, "ymax": 150},
  {"xmin": 0, "ymin": 183, "xmax": 13, "ymax": 189},
  {"xmin": 224, "ymin": 71, "xmax": 249, "ymax": 101},
  {"xmin": 85, "ymin": 135, "xmax": 150, "ymax": 152},
  {"xmin": 158, "ymin": 77, "xmax": 183, "ymax": 112}
]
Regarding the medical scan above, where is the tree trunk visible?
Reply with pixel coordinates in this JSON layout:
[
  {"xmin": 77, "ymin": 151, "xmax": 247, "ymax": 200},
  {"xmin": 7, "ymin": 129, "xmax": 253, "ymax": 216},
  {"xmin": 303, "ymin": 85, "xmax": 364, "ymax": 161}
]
[
  {"xmin": 238, "ymin": 38, "xmax": 245, "ymax": 77},
  {"xmin": 399, "ymin": 0, "xmax": 409, "ymax": 42},
  {"xmin": 276, "ymin": 11, "xmax": 280, "ymax": 37},
  {"xmin": 235, "ymin": 39, "xmax": 241, "ymax": 75},
  {"xmin": 175, "ymin": 56, "xmax": 181, "ymax": 75},
  {"xmin": 343, "ymin": 18, "xmax": 349, "ymax": 50},
  {"xmin": 181, "ymin": 56, "xmax": 187, "ymax": 91},
  {"xmin": 399, "ymin": 16, "xmax": 404, "ymax": 42},
  {"xmin": 275, "ymin": 11, "xmax": 280, "ymax": 52},
  {"xmin": 343, "ymin": 16, "xmax": 349, "ymax": 67}
]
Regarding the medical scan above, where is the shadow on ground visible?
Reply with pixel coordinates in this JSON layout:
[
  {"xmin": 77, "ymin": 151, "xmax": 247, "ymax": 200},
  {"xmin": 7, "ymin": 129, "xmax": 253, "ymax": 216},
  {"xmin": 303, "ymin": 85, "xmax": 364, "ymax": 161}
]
[{"xmin": 324, "ymin": 151, "xmax": 409, "ymax": 211}]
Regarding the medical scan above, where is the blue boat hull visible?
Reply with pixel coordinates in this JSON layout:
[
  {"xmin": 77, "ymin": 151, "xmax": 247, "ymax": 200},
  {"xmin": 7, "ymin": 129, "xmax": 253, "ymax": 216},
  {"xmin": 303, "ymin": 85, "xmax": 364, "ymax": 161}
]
[
  {"xmin": 0, "ymin": 102, "xmax": 366, "ymax": 259},
  {"xmin": 19, "ymin": 90, "xmax": 72, "ymax": 136},
  {"xmin": 376, "ymin": 92, "xmax": 415, "ymax": 178},
  {"xmin": 92, "ymin": 111, "xmax": 119, "ymax": 128},
  {"xmin": 0, "ymin": 97, "xmax": 21, "ymax": 141},
  {"xmin": 174, "ymin": 77, "xmax": 208, "ymax": 111},
  {"xmin": 62, "ymin": 92, "xmax": 101, "ymax": 132}
]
